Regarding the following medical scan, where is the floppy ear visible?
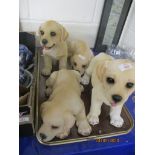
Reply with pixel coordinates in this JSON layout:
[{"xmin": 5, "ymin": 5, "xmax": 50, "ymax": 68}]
[
  {"xmin": 60, "ymin": 25, "xmax": 69, "ymax": 41},
  {"xmin": 96, "ymin": 62, "xmax": 107, "ymax": 82},
  {"xmin": 88, "ymin": 50, "xmax": 94, "ymax": 62},
  {"xmin": 40, "ymin": 101, "xmax": 51, "ymax": 117}
]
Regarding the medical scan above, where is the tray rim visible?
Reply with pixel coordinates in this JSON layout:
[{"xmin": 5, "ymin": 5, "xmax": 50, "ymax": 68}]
[{"xmin": 35, "ymin": 50, "xmax": 134, "ymax": 146}]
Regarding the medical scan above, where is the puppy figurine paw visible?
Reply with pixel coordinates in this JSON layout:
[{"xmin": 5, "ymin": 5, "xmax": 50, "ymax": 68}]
[
  {"xmin": 77, "ymin": 121, "xmax": 92, "ymax": 136},
  {"xmin": 87, "ymin": 113, "xmax": 99, "ymax": 125},
  {"xmin": 80, "ymin": 84, "xmax": 84, "ymax": 92},
  {"xmin": 81, "ymin": 73, "xmax": 90, "ymax": 85},
  {"xmin": 41, "ymin": 67, "xmax": 51, "ymax": 76},
  {"xmin": 45, "ymin": 88, "xmax": 52, "ymax": 96},
  {"xmin": 56, "ymin": 131, "xmax": 69, "ymax": 139},
  {"xmin": 110, "ymin": 116, "xmax": 124, "ymax": 128}
]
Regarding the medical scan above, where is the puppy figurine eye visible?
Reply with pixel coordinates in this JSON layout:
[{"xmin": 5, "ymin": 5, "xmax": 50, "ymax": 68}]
[
  {"xmin": 50, "ymin": 32, "xmax": 56, "ymax": 36},
  {"xmin": 40, "ymin": 30, "xmax": 44, "ymax": 35},
  {"xmin": 74, "ymin": 62, "xmax": 77, "ymax": 66},
  {"xmin": 126, "ymin": 82, "xmax": 134, "ymax": 88},
  {"xmin": 82, "ymin": 65, "xmax": 86, "ymax": 68},
  {"xmin": 106, "ymin": 77, "xmax": 115, "ymax": 84},
  {"xmin": 51, "ymin": 125, "xmax": 59, "ymax": 129}
]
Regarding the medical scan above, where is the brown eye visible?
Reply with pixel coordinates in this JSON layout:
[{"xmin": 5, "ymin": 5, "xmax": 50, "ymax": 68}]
[
  {"xmin": 51, "ymin": 125, "xmax": 59, "ymax": 129},
  {"xmin": 82, "ymin": 65, "xmax": 86, "ymax": 68},
  {"xmin": 106, "ymin": 77, "xmax": 115, "ymax": 84},
  {"xmin": 126, "ymin": 82, "xmax": 134, "ymax": 89},
  {"xmin": 74, "ymin": 62, "xmax": 77, "ymax": 66},
  {"xmin": 50, "ymin": 32, "xmax": 56, "ymax": 36},
  {"xmin": 40, "ymin": 30, "xmax": 44, "ymax": 35}
]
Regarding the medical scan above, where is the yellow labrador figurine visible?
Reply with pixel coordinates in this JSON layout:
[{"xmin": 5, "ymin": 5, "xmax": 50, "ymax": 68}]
[
  {"xmin": 68, "ymin": 40, "xmax": 94, "ymax": 76},
  {"xmin": 37, "ymin": 69, "xmax": 92, "ymax": 142},
  {"xmin": 81, "ymin": 53, "xmax": 135, "ymax": 128},
  {"xmin": 38, "ymin": 20, "xmax": 69, "ymax": 76}
]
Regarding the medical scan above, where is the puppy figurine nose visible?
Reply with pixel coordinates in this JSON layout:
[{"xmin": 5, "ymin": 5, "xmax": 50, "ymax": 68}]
[
  {"xmin": 40, "ymin": 133, "xmax": 47, "ymax": 140},
  {"xmin": 112, "ymin": 95, "xmax": 122, "ymax": 103},
  {"xmin": 42, "ymin": 39, "xmax": 48, "ymax": 45}
]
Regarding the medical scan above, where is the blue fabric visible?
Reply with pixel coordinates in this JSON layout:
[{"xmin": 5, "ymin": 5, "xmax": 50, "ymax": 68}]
[
  {"xmin": 19, "ymin": 93, "xmax": 135, "ymax": 155},
  {"xmin": 19, "ymin": 44, "xmax": 33, "ymax": 69},
  {"xmin": 19, "ymin": 67, "xmax": 33, "ymax": 88},
  {"xmin": 19, "ymin": 67, "xmax": 27, "ymax": 85},
  {"xmin": 19, "ymin": 44, "xmax": 33, "ymax": 88}
]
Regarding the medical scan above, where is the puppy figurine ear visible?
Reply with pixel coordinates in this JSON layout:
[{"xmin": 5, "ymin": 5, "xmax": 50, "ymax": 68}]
[
  {"xmin": 40, "ymin": 102, "xmax": 50, "ymax": 117},
  {"xmin": 60, "ymin": 25, "xmax": 69, "ymax": 41},
  {"xmin": 96, "ymin": 61, "xmax": 108, "ymax": 82}
]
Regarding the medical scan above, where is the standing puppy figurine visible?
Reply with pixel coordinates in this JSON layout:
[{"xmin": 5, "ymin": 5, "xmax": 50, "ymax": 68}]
[
  {"xmin": 68, "ymin": 40, "xmax": 94, "ymax": 76},
  {"xmin": 38, "ymin": 20, "xmax": 69, "ymax": 76},
  {"xmin": 37, "ymin": 69, "xmax": 91, "ymax": 142},
  {"xmin": 82, "ymin": 53, "xmax": 135, "ymax": 128}
]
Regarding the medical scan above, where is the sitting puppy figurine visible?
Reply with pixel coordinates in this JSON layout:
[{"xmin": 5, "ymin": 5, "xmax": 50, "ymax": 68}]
[
  {"xmin": 81, "ymin": 53, "xmax": 135, "ymax": 128},
  {"xmin": 37, "ymin": 69, "xmax": 92, "ymax": 142},
  {"xmin": 38, "ymin": 20, "xmax": 69, "ymax": 76},
  {"xmin": 68, "ymin": 40, "xmax": 94, "ymax": 76}
]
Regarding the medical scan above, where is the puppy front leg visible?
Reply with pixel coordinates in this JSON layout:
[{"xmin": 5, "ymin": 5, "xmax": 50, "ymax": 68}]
[
  {"xmin": 76, "ymin": 108, "xmax": 92, "ymax": 136},
  {"xmin": 42, "ymin": 55, "xmax": 52, "ymax": 76},
  {"xmin": 59, "ymin": 56, "xmax": 67, "ymax": 69},
  {"xmin": 81, "ymin": 62, "xmax": 93, "ymax": 85},
  {"xmin": 45, "ymin": 71, "xmax": 58, "ymax": 96},
  {"xmin": 110, "ymin": 105, "xmax": 124, "ymax": 128},
  {"xmin": 45, "ymin": 87, "xmax": 52, "ymax": 97},
  {"xmin": 87, "ymin": 87, "xmax": 103, "ymax": 125},
  {"xmin": 46, "ymin": 71, "xmax": 58, "ymax": 87}
]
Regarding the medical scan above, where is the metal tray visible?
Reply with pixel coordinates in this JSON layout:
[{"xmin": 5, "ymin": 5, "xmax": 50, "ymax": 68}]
[{"xmin": 35, "ymin": 48, "xmax": 134, "ymax": 146}]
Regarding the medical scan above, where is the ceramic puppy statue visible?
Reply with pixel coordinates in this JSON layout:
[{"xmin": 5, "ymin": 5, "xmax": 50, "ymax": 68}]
[
  {"xmin": 38, "ymin": 20, "xmax": 69, "ymax": 76},
  {"xmin": 68, "ymin": 40, "xmax": 94, "ymax": 76},
  {"xmin": 37, "ymin": 69, "xmax": 92, "ymax": 142},
  {"xmin": 81, "ymin": 53, "xmax": 135, "ymax": 128}
]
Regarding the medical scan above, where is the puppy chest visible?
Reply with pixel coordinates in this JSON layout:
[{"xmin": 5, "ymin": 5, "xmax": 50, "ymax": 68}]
[{"xmin": 43, "ymin": 48, "xmax": 58, "ymax": 60}]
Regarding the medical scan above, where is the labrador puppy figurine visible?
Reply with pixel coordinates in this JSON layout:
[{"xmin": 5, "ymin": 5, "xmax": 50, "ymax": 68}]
[
  {"xmin": 81, "ymin": 53, "xmax": 135, "ymax": 128},
  {"xmin": 38, "ymin": 20, "xmax": 69, "ymax": 76},
  {"xmin": 37, "ymin": 69, "xmax": 91, "ymax": 142},
  {"xmin": 68, "ymin": 40, "xmax": 94, "ymax": 76}
]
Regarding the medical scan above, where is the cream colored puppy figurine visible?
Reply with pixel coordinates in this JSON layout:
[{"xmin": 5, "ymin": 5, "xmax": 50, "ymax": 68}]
[
  {"xmin": 81, "ymin": 53, "xmax": 135, "ymax": 128},
  {"xmin": 38, "ymin": 20, "xmax": 69, "ymax": 76},
  {"xmin": 68, "ymin": 40, "xmax": 94, "ymax": 76},
  {"xmin": 37, "ymin": 69, "xmax": 91, "ymax": 142}
]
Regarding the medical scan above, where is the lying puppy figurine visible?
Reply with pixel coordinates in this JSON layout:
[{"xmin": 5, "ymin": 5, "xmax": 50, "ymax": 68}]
[
  {"xmin": 68, "ymin": 40, "xmax": 94, "ymax": 76},
  {"xmin": 82, "ymin": 53, "xmax": 135, "ymax": 128},
  {"xmin": 37, "ymin": 69, "xmax": 92, "ymax": 142},
  {"xmin": 38, "ymin": 20, "xmax": 69, "ymax": 76}
]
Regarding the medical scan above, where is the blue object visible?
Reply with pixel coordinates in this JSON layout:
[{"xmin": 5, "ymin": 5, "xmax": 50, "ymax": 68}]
[
  {"xmin": 19, "ymin": 93, "xmax": 135, "ymax": 155},
  {"xmin": 19, "ymin": 44, "xmax": 34, "ymax": 88},
  {"xmin": 19, "ymin": 44, "xmax": 33, "ymax": 69},
  {"xmin": 19, "ymin": 67, "xmax": 33, "ymax": 88},
  {"xmin": 106, "ymin": 44, "xmax": 135, "ymax": 61}
]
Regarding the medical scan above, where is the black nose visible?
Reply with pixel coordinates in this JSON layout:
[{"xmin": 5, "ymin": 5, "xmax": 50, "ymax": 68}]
[
  {"xmin": 81, "ymin": 73, "xmax": 84, "ymax": 77},
  {"xmin": 112, "ymin": 95, "xmax": 122, "ymax": 103},
  {"xmin": 40, "ymin": 133, "xmax": 47, "ymax": 140},
  {"xmin": 42, "ymin": 39, "xmax": 48, "ymax": 45}
]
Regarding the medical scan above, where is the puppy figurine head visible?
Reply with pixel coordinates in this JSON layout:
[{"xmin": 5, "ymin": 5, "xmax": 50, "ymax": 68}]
[
  {"xmin": 71, "ymin": 54, "xmax": 90, "ymax": 76},
  {"xmin": 38, "ymin": 20, "xmax": 68, "ymax": 50},
  {"xmin": 37, "ymin": 102, "xmax": 66, "ymax": 142},
  {"xmin": 96, "ymin": 59, "xmax": 135, "ymax": 107}
]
